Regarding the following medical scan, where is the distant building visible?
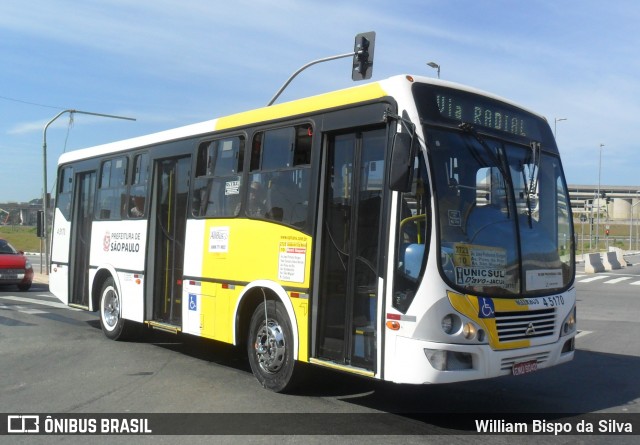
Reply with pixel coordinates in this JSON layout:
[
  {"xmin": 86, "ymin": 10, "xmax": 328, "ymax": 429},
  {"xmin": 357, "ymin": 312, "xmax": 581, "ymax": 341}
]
[{"xmin": 568, "ymin": 185, "xmax": 640, "ymax": 221}]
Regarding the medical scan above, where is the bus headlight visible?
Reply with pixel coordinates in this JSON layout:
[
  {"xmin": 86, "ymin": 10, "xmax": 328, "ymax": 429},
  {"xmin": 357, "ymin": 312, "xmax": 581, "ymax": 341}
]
[
  {"xmin": 561, "ymin": 306, "xmax": 577, "ymax": 336},
  {"xmin": 441, "ymin": 314, "xmax": 461, "ymax": 334}
]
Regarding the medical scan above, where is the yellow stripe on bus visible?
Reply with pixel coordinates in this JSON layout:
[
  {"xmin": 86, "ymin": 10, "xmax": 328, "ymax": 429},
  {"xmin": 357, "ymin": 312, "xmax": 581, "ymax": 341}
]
[{"xmin": 215, "ymin": 83, "xmax": 387, "ymax": 131}]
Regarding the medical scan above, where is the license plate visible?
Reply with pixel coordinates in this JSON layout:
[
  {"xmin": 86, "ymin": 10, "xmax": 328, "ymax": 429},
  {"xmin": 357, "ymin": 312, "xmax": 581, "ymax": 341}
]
[
  {"xmin": 0, "ymin": 274, "xmax": 19, "ymax": 280},
  {"xmin": 513, "ymin": 360, "xmax": 538, "ymax": 376}
]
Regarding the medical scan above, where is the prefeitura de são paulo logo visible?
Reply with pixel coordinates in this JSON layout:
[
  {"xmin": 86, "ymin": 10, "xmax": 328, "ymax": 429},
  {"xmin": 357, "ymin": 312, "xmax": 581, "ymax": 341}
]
[{"xmin": 103, "ymin": 231, "xmax": 111, "ymax": 252}]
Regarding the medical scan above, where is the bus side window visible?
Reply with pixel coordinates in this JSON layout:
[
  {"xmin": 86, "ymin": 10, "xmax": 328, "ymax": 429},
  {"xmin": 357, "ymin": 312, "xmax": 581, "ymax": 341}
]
[
  {"xmin": 394, "ymin": 154, "xmax": 430, "ymax": 313},
  {"xmin": 192, "ymin": 137, "xmax": 244, "ymax": 218},
  {"xmin": 57, "ymin": 166, "xmax": 74, "ymax": 220},
  {"xmin": 96, "ymin": 157, "xmax": 128, "ymax": 220},
  {"xmin": 247, "ymin": 125, "xmax": 311, "ymax": 229},
  {"xmin": 128, "ymin": 153, "xmax": 149, "ymax": 218}
]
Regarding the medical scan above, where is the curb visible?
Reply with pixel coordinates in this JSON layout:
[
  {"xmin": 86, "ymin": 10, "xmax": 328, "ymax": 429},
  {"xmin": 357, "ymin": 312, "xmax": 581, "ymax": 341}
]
[{"xmin": 33, "ymin": 273, "xmax": 49, "ymax": 285}]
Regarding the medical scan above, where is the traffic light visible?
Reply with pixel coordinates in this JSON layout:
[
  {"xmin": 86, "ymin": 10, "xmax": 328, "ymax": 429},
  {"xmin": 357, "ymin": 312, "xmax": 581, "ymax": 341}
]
[
  {"xmin": 36, "ymin": 210, "xmax": 45, "ymax": 238},
  {"xmin": 352, "ymin": 32, "xmax": 375, "ymax": 81}
]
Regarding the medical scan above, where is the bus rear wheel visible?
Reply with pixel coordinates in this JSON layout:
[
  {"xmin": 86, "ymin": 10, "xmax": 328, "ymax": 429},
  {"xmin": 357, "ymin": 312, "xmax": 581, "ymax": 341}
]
[
  {"xmin": 247, "ymin": 300, "xmax": 297, "ymax": 392},
  {"xmin": 99, "ymin": 277, "xmax": 131, "ymax": 341}
]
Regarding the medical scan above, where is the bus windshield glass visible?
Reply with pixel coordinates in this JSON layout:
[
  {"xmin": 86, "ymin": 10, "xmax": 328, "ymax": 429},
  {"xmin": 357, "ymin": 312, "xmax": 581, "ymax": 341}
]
[{"xmin": 413, "ymin": 85, "xmax": 573, "ymax": 297}]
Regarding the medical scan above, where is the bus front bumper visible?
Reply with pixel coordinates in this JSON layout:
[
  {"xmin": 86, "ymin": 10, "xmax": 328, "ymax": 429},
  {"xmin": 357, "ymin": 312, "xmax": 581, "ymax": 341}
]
[{"xmin": 387, "ymin": 334, "xmax": 575, "ymax": 385}]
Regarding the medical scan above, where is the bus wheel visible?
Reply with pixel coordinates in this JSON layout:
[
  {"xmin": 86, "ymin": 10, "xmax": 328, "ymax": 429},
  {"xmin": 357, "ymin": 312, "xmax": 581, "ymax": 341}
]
[
  {"xmin": 99, "ymin": 277, "xmax": 128, "ymax": 340},
  {"xmin": 248, "ymin": 300, "xmax": 296, "ymax": 392}
]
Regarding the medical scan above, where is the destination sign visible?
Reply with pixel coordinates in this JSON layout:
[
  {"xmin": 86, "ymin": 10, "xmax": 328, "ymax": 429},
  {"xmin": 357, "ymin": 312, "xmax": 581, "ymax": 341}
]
[
  {"xmin": 413, "ymin": 83, "xmax": 552, "ymax": 144},
  {"xmin": 435, "ymin": 93, "xmax": 528, "ymax": 137}
]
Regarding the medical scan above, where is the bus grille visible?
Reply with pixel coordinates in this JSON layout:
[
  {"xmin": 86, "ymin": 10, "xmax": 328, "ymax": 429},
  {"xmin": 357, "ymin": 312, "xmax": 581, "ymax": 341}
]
[
  {"xmin": 495, "ymin": 308, "xmax": 556, "ymax": 342},
  {"xmin": 500, "ymin": 351, "xmax": 550, "ymax": 371}
]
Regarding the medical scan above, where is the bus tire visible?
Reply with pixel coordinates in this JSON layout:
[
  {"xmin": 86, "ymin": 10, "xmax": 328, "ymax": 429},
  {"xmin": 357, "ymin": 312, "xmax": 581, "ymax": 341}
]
[
  {"xmin": 18, "ymin": 283, "xmax": 32, "ymax": 291},
  {"xmin": 99, "ymin": 277, "xmax": 130, "ymax": 341},
  {"xmin": 247, "ymin": 300, "xmax": 297, "ymax": 393}
]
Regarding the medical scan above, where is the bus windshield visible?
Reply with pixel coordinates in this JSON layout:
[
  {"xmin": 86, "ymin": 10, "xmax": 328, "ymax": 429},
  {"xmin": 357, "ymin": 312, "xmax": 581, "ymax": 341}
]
[{"xmin": 428, "ymin": 126, "xmax": 573, "ymax": 297}]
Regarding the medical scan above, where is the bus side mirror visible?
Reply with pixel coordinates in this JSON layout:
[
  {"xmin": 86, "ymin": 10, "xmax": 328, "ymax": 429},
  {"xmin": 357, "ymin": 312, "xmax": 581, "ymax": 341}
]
[{"xmin": 389, "ymin": 132, "xmax": 415, "ymax": 192}]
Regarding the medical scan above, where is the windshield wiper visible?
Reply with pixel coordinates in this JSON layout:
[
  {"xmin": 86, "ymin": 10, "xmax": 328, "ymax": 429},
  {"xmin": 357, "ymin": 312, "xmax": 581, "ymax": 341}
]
[
  {"xmin": 527, "ymin": 141, "xmax": 541, "ymax": 197},
  {"xmin": 458, "ymin": 122, "xmax": 511, "ymax": 218},
  {"xmin": 521, "ymin": 141, "xmax": 541, "ymax": 228},
  {"xmin": 459, "ymin": 123, "xmax": 509, "ymax": 179}
]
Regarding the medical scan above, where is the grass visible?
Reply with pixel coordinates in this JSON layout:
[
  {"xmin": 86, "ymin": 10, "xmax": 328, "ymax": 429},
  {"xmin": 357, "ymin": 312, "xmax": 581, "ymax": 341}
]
[{"xmin": 0, "ymin": 226, "xmax": 42, "ymax": 252}]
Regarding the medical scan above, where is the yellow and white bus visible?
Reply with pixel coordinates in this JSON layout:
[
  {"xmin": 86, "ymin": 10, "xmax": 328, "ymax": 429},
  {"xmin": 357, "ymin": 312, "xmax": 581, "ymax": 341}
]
[{"xmin": 50, "ymin": 74, "xmax": 576, "ymax": 391}]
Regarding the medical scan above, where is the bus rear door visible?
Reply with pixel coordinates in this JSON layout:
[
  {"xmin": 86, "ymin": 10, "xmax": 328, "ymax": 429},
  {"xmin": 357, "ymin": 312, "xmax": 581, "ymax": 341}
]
[
  {"xmin": 146, "ymin": 156, "xmax": 191, "ymax": 330},
  {"xmin": 68, "ymin": 170, "xmax": 96, "ymax": 308}
]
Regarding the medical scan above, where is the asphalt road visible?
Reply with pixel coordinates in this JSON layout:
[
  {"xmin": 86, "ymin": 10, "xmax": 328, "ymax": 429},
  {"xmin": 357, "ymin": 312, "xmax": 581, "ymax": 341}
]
[{"xmin": 1, "ymin": 257, "xmax": 639, "ymax": 444}]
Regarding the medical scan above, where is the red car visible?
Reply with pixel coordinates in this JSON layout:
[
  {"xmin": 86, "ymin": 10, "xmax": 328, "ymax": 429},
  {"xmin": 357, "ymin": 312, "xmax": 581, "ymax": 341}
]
[{"xmin": 0, "ymin": 238, "xmax": 34, "ymax": 291}]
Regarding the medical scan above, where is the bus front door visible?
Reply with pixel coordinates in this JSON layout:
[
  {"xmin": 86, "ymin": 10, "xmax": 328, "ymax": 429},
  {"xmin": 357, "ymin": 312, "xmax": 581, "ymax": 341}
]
[
  {"xmin": 148, "ymin": 156, "xmax": 191, "ymax": 328},
  {"xmin": 69, "ymin": 171, "xmax": 96, "ymax": 308},
  {"xmin": 317, "ymin": 128, "xmax": 387, "ymax": 371}
]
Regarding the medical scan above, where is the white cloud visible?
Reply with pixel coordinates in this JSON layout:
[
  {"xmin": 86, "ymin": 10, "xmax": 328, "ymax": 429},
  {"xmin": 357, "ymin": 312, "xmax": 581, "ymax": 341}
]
[{"xmin": 7, "ymin": 119, "xmax": 51, "ymax": 136}]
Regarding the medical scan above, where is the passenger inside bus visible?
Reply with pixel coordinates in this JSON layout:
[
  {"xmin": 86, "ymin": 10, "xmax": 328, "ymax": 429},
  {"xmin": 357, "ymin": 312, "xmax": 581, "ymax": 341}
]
[{"xmin": 246, "ymin": 181, "xmax": 267, "ymax": 218}]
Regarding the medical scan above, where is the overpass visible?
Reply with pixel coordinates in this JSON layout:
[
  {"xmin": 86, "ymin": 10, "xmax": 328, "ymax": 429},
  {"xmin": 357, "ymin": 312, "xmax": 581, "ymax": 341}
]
[
  {"xmin": 569, "ymin": 184, "xmax": 640, "ymax": 221},
  {"xmin": 0, "ymin": 201, "xmax": 42, "ymax": 226}
]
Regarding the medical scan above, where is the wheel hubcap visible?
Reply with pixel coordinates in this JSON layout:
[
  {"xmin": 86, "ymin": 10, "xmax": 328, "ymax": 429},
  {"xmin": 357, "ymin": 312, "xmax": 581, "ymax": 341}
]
[
  {"xmin": 254, "ymin": 320, "xmax": 286, "ymax": 374},
  {"xmin": 103, "ymin": 288, "xmax": 120, "ymax": 328}
]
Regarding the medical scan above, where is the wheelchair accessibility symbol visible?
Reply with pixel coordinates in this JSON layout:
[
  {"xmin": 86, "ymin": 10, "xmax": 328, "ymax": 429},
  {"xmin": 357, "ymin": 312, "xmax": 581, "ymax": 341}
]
[
  {"xmin": 188, "ymin": 294, "xmax": 197, "ymax": 311},
  {"xmin": 478, "ymin": 297, "xmax": 495, "ymax": 319}
]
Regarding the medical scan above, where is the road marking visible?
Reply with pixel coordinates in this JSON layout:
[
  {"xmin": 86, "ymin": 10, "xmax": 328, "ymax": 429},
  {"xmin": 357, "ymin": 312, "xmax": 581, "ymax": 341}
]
[
  {"xmin": 16, "ymin": 308, "xmax": 49, "ymax": 315},
  {"xmin": 0, "ymin": 299, "xmax": 90, "ymax": 326},
  {"xmin": 1, "ymin": 302, "xmax": 49, "ymax": 316},
  {"xmin": 631, "ymin": 281, "xmax": 640, "ymax": 286},
  {"xmin": 0, "ymin": 296, "xmax": 81, "ymax": 311},
  {"xmin": 577, "ymin": 276, "xmax": 610, "ymax": 283},
  {"xmin": 604, "ymin": 277, "xmax": 633, "ymax": 284},
  {"xmin": 576, "ymin": 330, "xmax": 592, "ymax": 339}
]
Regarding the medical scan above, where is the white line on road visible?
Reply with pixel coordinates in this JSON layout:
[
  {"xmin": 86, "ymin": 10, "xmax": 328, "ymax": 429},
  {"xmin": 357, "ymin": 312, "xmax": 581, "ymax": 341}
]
[
  {"xmin": 1, "ymin": 302, "xmax": 48, "ymax": 315},
  {"xmin": 15, "ymin": 307, "xmax": 49, "ymax": 315},
  {"xmin": 604, "ymin": 277, "xmax": 633, "ymax": 284},
  {"xmin": 0, "ymin": 296, "xmax": 80, "ymax": 311},
  {"xmin": 577, "ymin": 276, "xmax": 610, "ymax": 283}
]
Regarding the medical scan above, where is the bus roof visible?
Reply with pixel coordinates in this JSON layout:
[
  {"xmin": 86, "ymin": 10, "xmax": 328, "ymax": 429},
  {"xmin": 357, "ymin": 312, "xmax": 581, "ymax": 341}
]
[
  {"xmin": 57, "ymin": 80, "xmax": 388, "ymax": 166},
  {"xmin": 57, "ymin": 75, "xmax": 545, "ymax": 166}
]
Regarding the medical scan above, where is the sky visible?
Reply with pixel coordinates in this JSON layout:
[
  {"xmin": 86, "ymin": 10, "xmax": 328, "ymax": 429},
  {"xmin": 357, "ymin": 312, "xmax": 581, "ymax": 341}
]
[{"xmin": 1, "ymin": 0, "xmax": 639, "ymax": 203}]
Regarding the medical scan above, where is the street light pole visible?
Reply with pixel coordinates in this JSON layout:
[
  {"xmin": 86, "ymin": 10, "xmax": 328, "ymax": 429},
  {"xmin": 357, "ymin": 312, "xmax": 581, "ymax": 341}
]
[
  {"xmin": 554, "ymin": 117, "xmax": 567, "ymax": 139},
  {"xmin": 595, "ymin": 143, "xmax": 605, "ymax": 251},
  {"xmin": 427, "ymin": 61, "xmax": 440, "ymax": 78},
  {"xmin": 42, "ymin": 109, "xmax": 135, "ymax": 275}
]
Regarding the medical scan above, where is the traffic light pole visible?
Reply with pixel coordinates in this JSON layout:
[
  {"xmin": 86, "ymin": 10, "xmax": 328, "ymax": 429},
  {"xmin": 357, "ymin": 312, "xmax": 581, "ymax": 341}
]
[
  {"xmin": 267, "ymin": 31, "xmax": 375, "ymax": 107},
  {"xmin": 267, "ymin": 52, "xmax": 355, "ymax": 106}
]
